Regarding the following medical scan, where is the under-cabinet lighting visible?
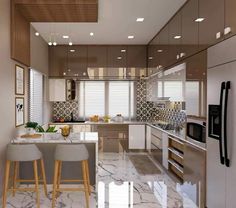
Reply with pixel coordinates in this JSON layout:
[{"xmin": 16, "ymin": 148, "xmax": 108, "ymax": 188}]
[
  {"xmin": 48, "ymin": 42, "xmax": 52, "ymax": 46},
  {"xmin": 195, "ymin": 18, "xmax": 205, "ymax": 22},
  {"xmin": 53, "ymin": 42, "xmax": 57, "ymax": 46}
]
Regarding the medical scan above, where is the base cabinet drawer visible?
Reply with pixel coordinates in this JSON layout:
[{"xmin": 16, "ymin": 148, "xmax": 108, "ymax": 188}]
[{"xmin": 129, "ymin": 125, "xmax": 145, "ymax": 149}]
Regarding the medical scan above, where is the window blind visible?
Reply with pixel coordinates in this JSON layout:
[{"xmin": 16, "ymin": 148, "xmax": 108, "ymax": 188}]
[{"xmin": 29, "ymin": 69, "xmax": 43, "ymax": 125}]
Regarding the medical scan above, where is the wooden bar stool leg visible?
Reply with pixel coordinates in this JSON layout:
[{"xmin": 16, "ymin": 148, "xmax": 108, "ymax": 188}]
[
  {"xmin": 82, "ymin": 160, "xmax": 90, "ymax": 208},
  {"xmin": 40, "ymin": 159, "xmax": 48, "ymax": 196},
  {"xmin": 57, "ymin": 161, "xmax": 62, "ymax": 190},
  {"xmin": 12, "ymin": 161, "xmax": 19, "ymax": 197},
  {"xmin": 85, "ymin": 160, "xmax": 91, "ymax": 195},
  {"xmin": 2, "ymin": 160, "xmax": 11, "ymax": 208},
  {"xmin": 52, "ymin": 160, "xmax": 59, "ymax": 208},
  {"xmin": 33, "ymin": 160, "xmax": 40, "ymax": 208}
]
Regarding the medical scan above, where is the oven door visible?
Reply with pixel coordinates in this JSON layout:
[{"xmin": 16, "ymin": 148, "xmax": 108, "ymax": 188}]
[{"xmin": 151, "ymin": 134, "xmax": 162, "ymax": 164}]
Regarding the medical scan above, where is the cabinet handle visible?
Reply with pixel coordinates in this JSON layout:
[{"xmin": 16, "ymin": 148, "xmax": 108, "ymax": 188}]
[
  {"xmin": 224, "ymin": 27, "xmax": 231, "ymax": 35},
  {"xmin": 216, "ymin": 32, "xmax": 221, "ymax": 39}
]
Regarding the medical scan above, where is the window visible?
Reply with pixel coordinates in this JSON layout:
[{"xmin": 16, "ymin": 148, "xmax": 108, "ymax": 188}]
[
  {"xmin": 164, "ymin": 81, "xmax": 184, "ymax": 101},
  {"xmin": 29, "ymin": 69, "xmax": 44, "ymax": 125},
  {"xmin": 79, "ymin": 81, "xmax": 134, "ymax": 119}
]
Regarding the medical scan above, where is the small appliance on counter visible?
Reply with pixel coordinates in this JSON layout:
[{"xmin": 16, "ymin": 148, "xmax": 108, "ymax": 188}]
[{"xmin": 113, "ymin": 114, "xmax": 124, "ymax": 122}]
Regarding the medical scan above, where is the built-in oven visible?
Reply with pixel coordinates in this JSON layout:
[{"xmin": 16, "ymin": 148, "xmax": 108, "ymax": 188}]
[
  {"xmin": 187, "ymin": 118, "xmax": 206, "ymax": 148},
  {"xmin": 151, "ymin": 128, "xmax": 163, "ymax": 164}
]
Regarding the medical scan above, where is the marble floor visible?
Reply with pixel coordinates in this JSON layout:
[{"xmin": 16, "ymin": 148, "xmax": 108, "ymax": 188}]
[{"xmin": 6, "ymin": 152, "xmax": 198, "ymax": 208}]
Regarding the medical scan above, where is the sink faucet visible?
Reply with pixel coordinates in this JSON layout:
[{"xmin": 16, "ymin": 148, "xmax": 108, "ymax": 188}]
[{"xmin": 70, "ymin": 112, "xmax": 74, "ymax": 122}]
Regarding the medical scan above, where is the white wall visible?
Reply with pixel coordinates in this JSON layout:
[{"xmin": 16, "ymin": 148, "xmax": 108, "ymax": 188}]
[{"xmin": 0, "ymin": 0, "xmax": 51, "ymax": 197}]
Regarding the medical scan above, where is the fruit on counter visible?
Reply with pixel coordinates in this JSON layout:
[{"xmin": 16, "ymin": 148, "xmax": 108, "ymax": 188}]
[
  {"xmin": 60, "ymin": 125, "xmax": 71, "ymax": 138},
  {"xmin": 103, "ymin": 115, "xmax": 111, "ymax": 122},
  {"xmin": 89, "ymin": 115, "xmax": 99, "ymax": 122},
  {"xmin": 59, "ymin": 117, "xmax": 65, "ymax": 122}
]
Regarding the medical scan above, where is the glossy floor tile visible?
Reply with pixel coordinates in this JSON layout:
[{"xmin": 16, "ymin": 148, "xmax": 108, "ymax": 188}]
[{"xmin": 6, "ymin": 152, "xmax": 197, "ymax": 208}]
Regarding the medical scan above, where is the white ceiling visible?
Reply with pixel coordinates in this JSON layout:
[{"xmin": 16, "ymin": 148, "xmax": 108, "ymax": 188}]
[{"xmin": 31, "ymin": 0, "xmax": 186, "ymax": 45}]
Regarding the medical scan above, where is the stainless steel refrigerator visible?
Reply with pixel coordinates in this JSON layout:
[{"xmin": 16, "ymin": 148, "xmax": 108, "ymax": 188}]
[{"xmin": 207, "ymin": 35, "xmax": 236, "ymax": 208}]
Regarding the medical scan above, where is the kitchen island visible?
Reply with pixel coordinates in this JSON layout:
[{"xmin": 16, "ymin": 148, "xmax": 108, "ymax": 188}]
[{"xmin": 11, "ymin": 132, "xmax": 98, "ymax": 185}]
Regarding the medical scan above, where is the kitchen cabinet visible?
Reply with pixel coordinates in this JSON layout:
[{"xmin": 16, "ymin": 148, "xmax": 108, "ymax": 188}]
[
  {"xmin": 183, "ymin": 142, "xmax": 206, "ymax": 208},
  {"xmin": 67, "ymin": 45, "xmax": 88, "ymax": 77},
  {"xmin": 185, "ymin": 50, "xmax": 207, "ymax": 117},
  {"xmin": 162, "ymin": 132, "xmax": 169, "ymax": 169},
  {"xmin": 158, "ymin": 25, "xmax": 169, "ymax": 69},
  {"xmin": 49, "ymin": 46, "xmax": 68, "ymax": 77},
  {"xmin": 181, "ymin": 0, "xmax": 199, "ymax": 57},
  {"xmin": 146, "ymin": 125, "xmax": 152, "ymax": 150},
  {"xmin": 128, "ymin": 125, "xmax": 145, "ymax": 149},
  {"xmin": 49, "ymin": 79, "xmax": 66, "ymax": 101},
  {"xmin": 198, "ymin": 0, "xmax": 224, "ymax": 49},
  {"xmin": 127, "ymin": 45, "xmax": 147, "ymax": 78},
  {"xmin": 168, "ymin": 12, "xmax": 182, "ymax": 65},
  {"xmin": 148, "ymin": 36, "xmax": 160, "ymax": 76},
  {"xmin": 225, "ymin": 0, "xmax": 236, "ymax": 39}
]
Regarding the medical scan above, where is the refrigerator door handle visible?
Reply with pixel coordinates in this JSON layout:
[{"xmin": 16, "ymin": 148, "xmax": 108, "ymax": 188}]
[
  {"xmin": 224, "ymin": 81, "xmax": 230, "ymax": 167},
  {"xmin": 219, "ymin": 82, "xmax": 225, "ymax": 165}
]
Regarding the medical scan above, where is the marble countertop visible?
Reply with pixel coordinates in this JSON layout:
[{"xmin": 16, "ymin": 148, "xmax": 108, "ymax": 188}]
[{"xmin": 12, "ymin": 132, "xmax": 98, "ymax": 144}]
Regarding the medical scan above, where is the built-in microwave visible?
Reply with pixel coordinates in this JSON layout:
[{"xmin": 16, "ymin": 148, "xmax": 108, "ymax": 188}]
[{"xmin": 186, "ymin": 118, "xmax": 206, "ymax": 148}]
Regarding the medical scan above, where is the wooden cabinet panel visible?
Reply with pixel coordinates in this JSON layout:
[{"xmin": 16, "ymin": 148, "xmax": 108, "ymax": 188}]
[
  {"xmin": 168, "ymin": 12, "xmax": 182, "ymax": 65},
  {"xmin": 199, "ymin": 0, "xmax": 224, "ymax": 49},
  {"xmin": 225, "ymin": 0, "xmax": 236, "ymax": 38},
  {"xmin": 87, "ymin": 46, "xmax": 107, "ymax": 68},
  {"xmin": 181, "ymin": 0, "xmax": 199, "ymax": 57},
  {"xmin": 49, "ymin": 46, "xmax": 68, "ymax": 77},
  {"xmin": 107, "ymin": 46, "xmax": 127, "ymax": 68},
  {"xmin": 127, "ymin": 45, "xmax": 146, "ymax": 68},
  {"xmin": 68, "ymin": 45, "xmax": 87, "ymax": 77}
]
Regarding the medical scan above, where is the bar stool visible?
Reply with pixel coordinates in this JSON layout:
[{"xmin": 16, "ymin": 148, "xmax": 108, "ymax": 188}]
[
  {"xmin": 52, "ymin": 144, "xmax": 91, "ymax": 208},
  {"xmin": 2, "ymin": 144, "xmax": 48, "ymax": 208}
]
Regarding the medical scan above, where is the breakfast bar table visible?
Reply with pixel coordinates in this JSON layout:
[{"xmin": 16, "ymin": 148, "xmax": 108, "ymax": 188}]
[{"xmin": 11, "ymin": 132, "xmax": 98, "ymax": 185}]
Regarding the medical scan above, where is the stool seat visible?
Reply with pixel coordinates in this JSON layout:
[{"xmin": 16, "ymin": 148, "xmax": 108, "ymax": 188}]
[
  {"xmin": 55, "ymin": 144, "xmax": 89, "ymax": 161},
  {"xmin": 6, "ymin": 144, "xmax": 42, "ymax": 162}
]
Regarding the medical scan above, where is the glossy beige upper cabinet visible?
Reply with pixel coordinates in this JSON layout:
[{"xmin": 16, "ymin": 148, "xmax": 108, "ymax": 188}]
[
  {"xmin": 148, "ymin": 37, "xmax": 159, "ymax": 76},
  {"xmin": 168, "ymin": 12, "xmax": 182, "ymax": 65},
  {"xmin": 158, "ymin": 25, "xmax": 169, "ymax": 69},
  {"xmin": 181, "ymin": 0, "xmax": 199, "ymax": 57},
  {"xmin": 87, "ymin": 46, "xmax": 107, "ymax": 68},
  {"xmin": 67, "ymin": 46, "xmax": 88, "ymax": 77},
  {"xmin": 225, "ymin": 0, "xmax": 236, "ymax": 38},
  {"xmin": 198, "ymin": 0, "xmax": 224, "ymax": 49},
  {"xmin": 49, "ymin": 46, "xmax": 68, "ymax": 77},
  {"xmin": 107, "ymin": 46, "xmax": 127, "ymax": 68}
]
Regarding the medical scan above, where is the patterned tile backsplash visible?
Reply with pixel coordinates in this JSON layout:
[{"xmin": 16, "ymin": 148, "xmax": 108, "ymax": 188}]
[
  {"xmin": 52, "ymin": 100, "xmax": 79, "ymax": 121},
  {"xmin": 136, "ymin": 80, "xmax": 186, "ymax": 125},
  {"xmin": 52, "ymin": 80, "xmax": 186, "ymax": 125}
]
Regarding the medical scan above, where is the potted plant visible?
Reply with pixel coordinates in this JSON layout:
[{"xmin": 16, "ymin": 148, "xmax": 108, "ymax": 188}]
[{"xmin": 25, "ymin": 122, "xmax": 38, "ymax": 135}]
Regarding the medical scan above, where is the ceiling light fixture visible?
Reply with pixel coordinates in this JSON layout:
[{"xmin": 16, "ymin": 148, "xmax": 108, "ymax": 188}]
[
  {"xmin": 136, "ymin": 18, "xmax": 144, "ymax": 22},
  {"xmin": 117, "ymin": 56, "xmax": 122, "ymax": 60},
  {"xmin": 174, "ymin": 35, "xmax": 181, "ymax": 39},
  {"xmin": 128, "ymin": 35, "xmax": 134, "ymax": 39},
  {"xmin": 53, "ymin": 42, "xmax": 57, "ymax": 46},
  {"xmin": 48, "ymin": 42, "xmax": 52, "ymax": 46},
  {"xmin": 69, "ymin": 42, "xmax": 73, "ymax": 46},
  {"xmin": 157, "ymin": 49, "xmax": 163, "ymax": 53},
  {"xmin": 149, "ymin": 56, "xmax": 153, "ymax": 60},
  {"xmin": 70, "ymin": 49, "xmax": 75, "ymax": 52},
  {"xmin": 195, "ymin": 17, "xmax": 205, "ymax": 22},
  {"xmin": 121, "ymin": 49, "xmax": 126, "ymax": 53},
  {"xmin": 63, "ymin": 35, "xmax": 69, "ymax": 39},
  {"xmin": 90, "ymin": 32, "xmax": 94, "ymax": 36},
  {"xmin": 35, "ymin": 32, "xmax": 40, "ymax": 36}
]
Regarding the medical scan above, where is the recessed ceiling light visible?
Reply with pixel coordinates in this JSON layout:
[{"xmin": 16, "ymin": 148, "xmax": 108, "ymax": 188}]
[
  {"xmin": 148, "ymin": 56, "xmax": 153, "ymax": 60},
  {"xmin": 35, "ymin": 32, "xmax": 39, "ymax": 36},
  {"xmin": 90, "ymin": 32, "xmax": 94, "ymax": 36},
  {"xmin": 157, "ymin": 49, "xmax": 163, "ymax": 53},
  {"xmin": 70, "ymin": 49, "xmax": 75, "ymax": 52},
  {"xmin": 117, "ymin": 56, "xmax": 122, "ymax": 60},
  {"xmin": 195, "ymin": 18, "xmax": 205, "ymax": 22},
  {"xmin": 48, "ymin": 42, "xmax": 52, "ymax": 46},
  {"xmin": 83, "ymin": 72, "xmax": 87, "ymax": 76},
  {"xmin": 68, "ymin": 69, "xmax": 71, "ymax": 72},
  {"xmin": 63, "ymin": 35, "xmax": 69, "ymax": 39},
  {"xmin": 63, "ymin": 72, "xmax": 66, "ymax": 76},
  {"xmin": 53, "ymin": 42, "xmax": 57, "ymax": 46},
  {"xmin": 174, "ymin": 35, "xmax": 181, "ymax": 39},
  {"xmin": 128, "ymin": 35, "xmax": 134, "ymax": 39},
  {"xmin": 136, "ymin": 18, "xmax": 144, "ymax": 22},
  {"xmin": 69, "ymin": 42, "xmax": 73, "ymax": 46},
  {"xmin": 121, "ymin": 49, "xmax": 126, "ymax": 53}
]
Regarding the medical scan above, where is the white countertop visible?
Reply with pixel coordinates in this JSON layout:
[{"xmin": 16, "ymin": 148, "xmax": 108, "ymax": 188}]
[
  {"xmin": 12, "ymin": 132, "xmax": 98, "ymax": 144},
  {"xmin": 50, "ymin": 121, "xmax": 146, "ymax": 125}
]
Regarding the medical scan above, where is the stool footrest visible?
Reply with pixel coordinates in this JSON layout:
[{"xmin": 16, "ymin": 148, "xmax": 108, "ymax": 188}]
[
  {"xmin": 60, "ymin": 179, "xmax": 84, "ymax": 183},
  {"xmin": 8, "ymin": 188, "xmax": 36, "ymax": 192},
  {"xmin": 16, "ymin": 179, "xmax": 44, "ymax": 183},
  {"xmin": 56, "ymin": 188, "xmax": 87, "ymax": 192}
]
